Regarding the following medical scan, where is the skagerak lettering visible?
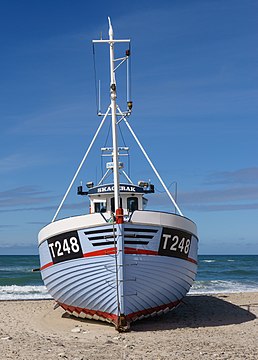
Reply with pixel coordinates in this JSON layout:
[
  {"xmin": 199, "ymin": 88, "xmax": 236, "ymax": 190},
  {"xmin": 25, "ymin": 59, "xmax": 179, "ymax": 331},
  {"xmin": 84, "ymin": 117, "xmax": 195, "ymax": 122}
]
[{"xmin": 97, "ymin": 185, "xmax": 136, "ymax": 193}]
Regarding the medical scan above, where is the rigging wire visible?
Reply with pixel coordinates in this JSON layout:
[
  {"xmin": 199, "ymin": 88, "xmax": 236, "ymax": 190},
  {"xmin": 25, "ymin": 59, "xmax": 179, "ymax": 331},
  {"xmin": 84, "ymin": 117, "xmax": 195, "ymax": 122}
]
[
  {"xmin": 117, "ymin": 122, "xmax": 127, "ymax": 147},
  {"xmin": 155, "ymin": 180, "xmax": 178, "ymax": 193},
  {"xmin": 128, "ymin": 151, "xmax": 131, "ymax": 179},
  {"xmin": 101, "ymin": 121, "xmax": 112, "ymax": 178},
  {"xmin": 104, "ymin": 121, "xmax": 112, "ymax": 147},
  {"xmin": 92, "ymin": 43, "xmax": 99, "ymax": 114},
  {"xmin": 117, "ymin": 122, "xmax": 131, "ymax": 179}
]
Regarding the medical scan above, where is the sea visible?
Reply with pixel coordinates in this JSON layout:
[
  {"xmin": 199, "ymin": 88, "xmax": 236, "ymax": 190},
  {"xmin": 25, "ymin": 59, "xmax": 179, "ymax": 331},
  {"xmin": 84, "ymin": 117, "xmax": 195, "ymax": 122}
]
[{"xmin": 0, "ymin": 255, "xmax": 258, "ymax": 300}]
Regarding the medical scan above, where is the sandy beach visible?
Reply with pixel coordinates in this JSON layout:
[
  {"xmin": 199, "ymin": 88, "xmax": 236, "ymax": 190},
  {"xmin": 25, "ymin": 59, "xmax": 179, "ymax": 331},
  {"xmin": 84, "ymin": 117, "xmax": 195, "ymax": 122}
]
[{"xmin": 0, "ymin": 292, "xmax": 258, "ymax": 360}]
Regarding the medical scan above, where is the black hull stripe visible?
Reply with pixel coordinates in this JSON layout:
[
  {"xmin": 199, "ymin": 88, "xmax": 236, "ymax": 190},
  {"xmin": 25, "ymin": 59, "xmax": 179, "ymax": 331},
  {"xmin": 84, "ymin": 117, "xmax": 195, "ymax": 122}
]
[
  {"xmin": 92, "ymin": 241, "xmax": 116, "ymax": 246},
  {"xmin": 124, "ymin": 234, "xmax": 153, "ymax": 239},
  {"xmin": 84, "ymin": 228, "xmax": 116, "ymax": 235},
  {"xmin": 88, "ymin": 235, "xmax": 114, "ymax": 241},
  {"xmin": 124, "ymin": 240, "xmax": 149, "ymax": 245},
  {"xmin": 91, "ymin": 240, "xmax": 149, "ymax": 247},
  {"xmin": 124, "ymin": 227, "xmax": 158, "ymax": 233}
]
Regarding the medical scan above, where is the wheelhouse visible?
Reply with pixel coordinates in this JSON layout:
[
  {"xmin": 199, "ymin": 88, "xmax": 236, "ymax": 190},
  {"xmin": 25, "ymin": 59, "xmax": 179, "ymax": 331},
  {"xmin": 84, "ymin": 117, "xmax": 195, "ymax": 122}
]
[{"xmin": 78, "ymin": 182, "xmax": 154, "ymax": 217}]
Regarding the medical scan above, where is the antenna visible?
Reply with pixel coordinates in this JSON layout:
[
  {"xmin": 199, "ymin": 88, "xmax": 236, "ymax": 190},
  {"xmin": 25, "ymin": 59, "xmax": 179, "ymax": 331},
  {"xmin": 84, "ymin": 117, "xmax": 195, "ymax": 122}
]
[
  {"xmin": 98, "ymin": 80, "xmax": 101, "ymax": 114},
  {"xmin": 108, "ymin": 16, "xmax": 113, "ymax": 37},
  {"xmin": 126, "ymin": 44, "xmax": 132, "ymax": 111}
]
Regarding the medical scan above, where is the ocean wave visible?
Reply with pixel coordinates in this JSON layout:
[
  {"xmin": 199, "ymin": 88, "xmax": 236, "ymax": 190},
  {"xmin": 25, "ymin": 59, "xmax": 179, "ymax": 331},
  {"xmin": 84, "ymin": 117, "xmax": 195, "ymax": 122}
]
[
  {"xmin": 190, "ymin": 280, "xmax": 258, "ymax": 294},
  {"xmin": 202, "ymin": 260, "xmax": 216, "ymax": 263},
  {"xmin": 0, "ymin": 285, "xmax": 52, "ymax": 300},
  {"xmin": 1, "ymin": 281, "xmax": 258, "ymax": 301},
  {"xmin": 0, "ymin": 266, "xmax": 34, "ymax": 272}
]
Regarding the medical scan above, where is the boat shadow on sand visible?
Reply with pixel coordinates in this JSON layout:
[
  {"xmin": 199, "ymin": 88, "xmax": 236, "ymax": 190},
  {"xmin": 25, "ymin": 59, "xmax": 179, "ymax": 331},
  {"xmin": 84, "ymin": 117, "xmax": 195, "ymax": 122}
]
[{"xmin": 131, "ymin": 294, "xmax": 257, "ymax": 332}]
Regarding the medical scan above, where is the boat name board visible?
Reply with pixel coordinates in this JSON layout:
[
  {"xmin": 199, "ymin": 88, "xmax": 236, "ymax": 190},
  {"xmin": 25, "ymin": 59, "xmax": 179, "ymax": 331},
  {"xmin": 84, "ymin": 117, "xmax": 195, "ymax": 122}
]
[
  {"xmin": 158, "ymin": 227, "xmax": 192, "ymax": 260},
  {"xmin": 47, "ymin": 231, "xmax": 83, "ymax": 264},
  {"xmin": 89, "ymin": 185, "xmax": 144, "ymax": 194}
]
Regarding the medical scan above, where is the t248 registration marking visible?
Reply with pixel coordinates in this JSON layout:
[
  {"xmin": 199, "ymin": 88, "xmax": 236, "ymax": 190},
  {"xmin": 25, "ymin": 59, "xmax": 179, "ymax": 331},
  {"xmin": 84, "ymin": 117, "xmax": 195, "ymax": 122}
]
[
  {"xmin": 158, "ymin": 227, "xmax": 192, "ymax": 260},
  {"xmin": 47, "ymin": 231, "xmax": 83, "ymax": 264}
]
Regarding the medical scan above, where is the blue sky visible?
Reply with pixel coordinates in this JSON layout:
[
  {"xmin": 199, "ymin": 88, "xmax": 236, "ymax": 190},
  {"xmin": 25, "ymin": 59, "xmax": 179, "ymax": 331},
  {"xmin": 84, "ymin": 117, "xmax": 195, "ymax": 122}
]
[{"xmin": 0, "ymin": 0, "xmax": 257, "ymax": 255}]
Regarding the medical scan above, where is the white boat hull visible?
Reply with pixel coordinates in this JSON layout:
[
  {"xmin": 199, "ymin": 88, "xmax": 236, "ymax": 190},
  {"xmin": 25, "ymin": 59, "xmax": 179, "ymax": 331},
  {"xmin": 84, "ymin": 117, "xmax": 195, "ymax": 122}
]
[{"xmin": 39, "ymin": 210, "xmax": 198, "ymax": 330}]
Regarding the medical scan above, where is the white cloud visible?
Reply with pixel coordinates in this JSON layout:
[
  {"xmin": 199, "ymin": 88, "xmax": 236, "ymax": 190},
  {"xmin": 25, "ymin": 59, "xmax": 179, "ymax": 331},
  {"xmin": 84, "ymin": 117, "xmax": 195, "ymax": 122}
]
[
  {"xmin": 0, "ymin": 186, "xmax": 56, "ymax": 208},
  {"xmin": 0, "ymin": 154, "xmax": 40, "ymax": 173},
  {"xmin": 205, "ymin": 167, "xmax": 258, "ymax": 185},
  {"xmin": 148, "ymin": 167, "xmax": 258, "ymax": 212}
]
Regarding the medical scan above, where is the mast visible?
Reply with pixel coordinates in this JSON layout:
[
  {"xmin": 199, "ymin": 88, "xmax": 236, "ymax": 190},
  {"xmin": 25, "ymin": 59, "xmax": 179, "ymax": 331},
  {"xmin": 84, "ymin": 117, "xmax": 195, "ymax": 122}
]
[
  {"xmin": 92, "ymin": 18, "xmax": 130, "ymax": 212},
  {"xmin": 108, "ymin": 17, "xmax": 120, "ymax": 211},
  {"xmin": 52, "ymin": 18, "xmax": 183, "ymax": 222}
]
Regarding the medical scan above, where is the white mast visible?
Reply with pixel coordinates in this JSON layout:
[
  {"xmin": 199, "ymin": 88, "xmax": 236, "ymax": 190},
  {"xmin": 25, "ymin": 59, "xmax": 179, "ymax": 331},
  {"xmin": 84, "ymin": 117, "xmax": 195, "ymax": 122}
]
[
  {"xmin": 93, "ymin": 18, "xmax": 130, "ymax": 212},
  {"xmin": 108, "ymin": 17, "xmax": 120, "ymax": 211}
]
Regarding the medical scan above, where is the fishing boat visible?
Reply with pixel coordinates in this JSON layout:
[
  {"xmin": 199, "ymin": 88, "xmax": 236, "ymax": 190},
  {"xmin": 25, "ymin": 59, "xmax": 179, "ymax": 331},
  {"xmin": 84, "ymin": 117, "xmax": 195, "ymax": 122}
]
[{"xmin": 38, "ymin": 18, "xmax": 198, "ymax": 331}]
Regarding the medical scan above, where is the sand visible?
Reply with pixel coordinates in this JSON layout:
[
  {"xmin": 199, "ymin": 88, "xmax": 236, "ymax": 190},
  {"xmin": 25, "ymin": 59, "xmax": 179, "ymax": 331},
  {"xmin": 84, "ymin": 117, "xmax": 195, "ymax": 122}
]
[{"xmin": 0, "ymin": 292, "xmax": 258, "ymax": 360}]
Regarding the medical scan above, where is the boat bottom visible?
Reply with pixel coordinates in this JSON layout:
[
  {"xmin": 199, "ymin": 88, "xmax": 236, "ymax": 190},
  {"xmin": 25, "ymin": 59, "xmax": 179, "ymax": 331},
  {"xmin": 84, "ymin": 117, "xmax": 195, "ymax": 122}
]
[{"xmin": 58, "ymin": 299, "xmax": 182, "ymax": 331}]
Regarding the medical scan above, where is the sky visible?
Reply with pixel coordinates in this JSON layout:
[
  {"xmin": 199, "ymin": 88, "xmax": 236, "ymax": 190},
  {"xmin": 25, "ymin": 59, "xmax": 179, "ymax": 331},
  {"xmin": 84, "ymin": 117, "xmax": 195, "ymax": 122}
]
[{"xmin": 0, "ymin": 0, "xmax": 257, "ymax": 255}]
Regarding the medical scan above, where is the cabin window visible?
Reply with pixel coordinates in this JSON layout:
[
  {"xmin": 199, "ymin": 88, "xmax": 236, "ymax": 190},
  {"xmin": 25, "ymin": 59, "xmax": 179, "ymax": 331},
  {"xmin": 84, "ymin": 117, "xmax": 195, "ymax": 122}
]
[
  {"xmin": 111, "ymin": 197, "xmax": 122, "ymax": 213},
  {"xmin": 94, "ymin": 202, "xmax": 106, "ymax": 213},
  {"xmin": 127, "ymin": 197, "xmax": 138, "ymax": 212}
]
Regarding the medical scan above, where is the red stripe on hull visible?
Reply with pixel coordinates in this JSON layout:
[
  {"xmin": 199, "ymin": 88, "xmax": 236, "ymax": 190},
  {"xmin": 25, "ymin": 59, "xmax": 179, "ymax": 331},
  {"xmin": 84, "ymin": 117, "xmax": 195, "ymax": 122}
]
[
  {"xmin": 126, "ymin": 299, "xmax": 181, "ymax": 320},
  {"xmin": 124, "ymin": 247, "xmax": 158, "ymax": 255},
  {"xmin": 40, "ymin": 261, "xmax": 53, "ymax": 270},
  {"xmin": 58, "ymin": 299, "xmax": 182, "ymax": 327},
  {"xmin": 40, "ymin": 247, "xmax": 197, "ymax": 270},
  {"xmin": 40, "ymin": 247, "xmax": 117, "ymax": 270},
  {"xmin": 188, "ymin": 257, "xmax": 198, "ymax": 265},
  {"xmin": 124, "ymin": 247, "xmax": 197, "ymax": 264},
  {"xmin": 59, "ymin": 302, "xmax": 118, "ymax": 323},
  {"xmin": 83, "ymin": 247, "xmax": 117, "ymax": 257}
]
